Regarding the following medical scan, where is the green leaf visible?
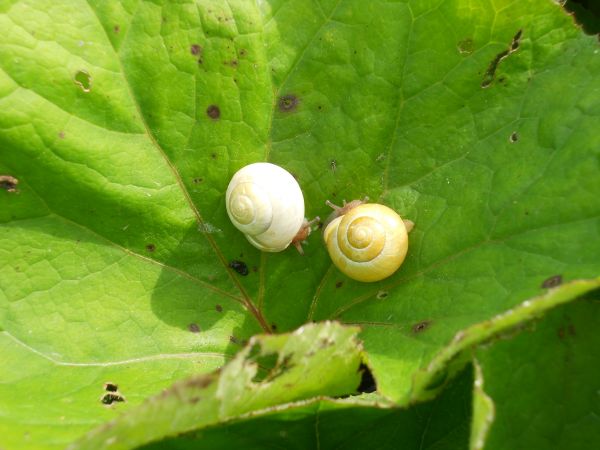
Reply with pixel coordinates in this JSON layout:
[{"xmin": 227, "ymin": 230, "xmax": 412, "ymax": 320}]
[
  {"xmin": 1, "ymin": 0, "xmax": 599, "ymax": 448},
  {"xmin": 140, "ymin": 366, "xmax": 473, "ymax": 450},
  {"xmin": 472, "ymin": 293, "xmax": 600, "ymax": 449},
  {"xmin": 70, "ymin": 322, "xmax": 363, "ymax": 450}
]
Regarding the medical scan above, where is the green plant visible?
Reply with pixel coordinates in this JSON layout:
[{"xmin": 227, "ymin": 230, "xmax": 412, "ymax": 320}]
[{"xmin": 1, "ymin": 1, "xmax": 599, "ymax": 449}]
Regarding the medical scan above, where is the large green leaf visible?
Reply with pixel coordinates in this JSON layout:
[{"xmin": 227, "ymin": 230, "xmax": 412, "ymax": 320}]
[
  {"xmin": 1, "ymin": 0, "xmax": 599, "ymax": 448},
  {"xmin": 471, "ymin": 294, "xmax": 600, "ymax": 450}
]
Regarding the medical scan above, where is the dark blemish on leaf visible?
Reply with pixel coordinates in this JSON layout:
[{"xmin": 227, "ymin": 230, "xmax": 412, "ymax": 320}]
[
  {"xmin": 101, "ymin": 393, "xmax": 125, "ymax": 405},
  {"xmin": 357, "ymin": 363, "xmax": 376, "ymax": 393},
  {"xmin": 229, "ymin": 260, "xmax": 249, "ymax": 276},
  {"xmin": 331, "ymin": 192, "xmax": 337, "ymax": 198},
  {"xmin": 509, "ymin": 132, "xmax": 519, "ymax": 143},
  {"xmin": 0, "ymin": 175, "xmax": 19, "ymax": 193},
  {"xmin": 376, "ymin": 290, "xmax": 388, "ymax": 300},
  {"xmin": 193, "ymin": 177, "xmax": 203, "ymax": 184},
  {"xmin": 239, "ymin": 49, "xmax": 247, "ymax": 57},
  {"xmin": 330, "ymin": 159, "xmax": 337, "ymax": 171},
  {"xmin": 58, "ymin": 131, "xmax": 65, "ymax": 139},
  {"xmin": 185, "ymin": 375, "xmax": 213, "ymax": 389},
  {"xmin": 210, "ymin": 153, "xmax": 217, "ymax": 159},
  {"xmin": 271, "ymin": 323, "xmax": 277, "ymax": 331},
  {"xmin": 229, "ymin": 335, "xmax": 239, "ymax": 344},
  {"xmin": 457, "ymin": 37, "xmax": 474, "ymax": 55},
  {"xmin": 481, "ymin": 29, "xmax": 522, "ymax": 88},
  {"xmin": 278, "ymin": 94, "xmax": 299, "ymax": 112},
  {"xmin": 224, "ymin": 59, "xmax": 238, "ymax": 68},
  {"xmin": 412, "ymin": 320, "xmax": 432, "ymax": 334},
  {"xmin": 103, "ymin": 382, "xmax": 118, "ymax": 392},
  {"xmin": 215, "ymin": 304, "xmax": 223, "ymax": 312},
  {"xmin": 206, "ymin": 105, "xmax": 220, "ymax": 120},
  {"xmin": 188, "ymin": 323, "xmax": 200, "ymax": 333},
  {"xmin": 541, "ymin": 274, "xmax": 562, "ymax": 289},
  {"xmin": 113, "ymin": 25, "xmax": 120, "ymax": 34},
  {"xmin": 145, "ymin": 244, "xmax": 156, "ymax": 252},
  {"xmin": 189, "ymin": 397, "xmax": 200, "ymax": 404},
  {"xmin": 318, "ymin": 105, "xmax": 322, "ymax": 111},
  {"xmin": 335, "ymin": 281, "xmax": 343, "ymax": 288},
  {"xmin": 525, "ymin": 210, "xmax": 529, "ymax": 215},
  {"xmin": 190, "ymin": 44, "xmax": 202, "ymax": 55},
  {"xmin": 319, "ymin": 337, "xmax": 335, "ymax": 348},
  {"xmin": 74, "ymin": 70, "xmax": 92, "ymax": 92}
]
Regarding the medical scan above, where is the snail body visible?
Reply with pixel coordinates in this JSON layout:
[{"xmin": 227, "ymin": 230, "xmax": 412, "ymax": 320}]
[
  {"xmin": 323, "ymin": 202, "xmax": 411, "ymax": 282},
  {"xmin": 226, "ymin": 162, "xmax": 306, "ymax": 252}
]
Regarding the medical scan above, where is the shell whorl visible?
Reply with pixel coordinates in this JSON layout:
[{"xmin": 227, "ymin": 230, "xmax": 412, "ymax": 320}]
[
  {"xmin": 324, "ymin": 203, "xmax": 408, "ymax": 282},
  {"xmin": 226, "ymin": 162, "xmax": 305, "ymax": 252},
  {"xmin": 227, "ymin": 181, "xmax": 273, "ymax": 235}
]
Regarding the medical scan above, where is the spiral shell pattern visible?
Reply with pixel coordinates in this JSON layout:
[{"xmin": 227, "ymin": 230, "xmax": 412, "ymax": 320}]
[
  {"xmin": 323, "ymin": 203, "xmax": 408, "ymax": 282},
  {"xmin": 226, "ymin": 163, "xmax": 305, "ymax": 252}
]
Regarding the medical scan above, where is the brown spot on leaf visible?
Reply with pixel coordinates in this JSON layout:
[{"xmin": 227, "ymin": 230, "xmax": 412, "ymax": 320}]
[
  {"xmin": 278, "ymin": 94, "xmax": 299, "ymax": 112},
  {"xmin": 188, "ymin": 323, "xmax": 200, "ymax": 333},
  {"xmin": 58, "ymin": 131, "xmax": 65, "ymax": 139},
  {"xmin": 206, "ymin": 105, "xmax": 220, "ymax": 120},
  {"xmin": 215, "ymin": 304, "xmax": 223, "ymax": 312},
  {"xmin": 113, "ymin": 25, "xmax": 120, "ymax": 34},
  {"xmin": 412, "ymin": 320, "xmax": 432, "ymax": 334},
  {"xmin": 541, "ymin": 274, "xmax": 562, "ymax": 289},
  {"xmin": 145, "ymin": 244, "xmax": 156, "ymax": 252},
  {"xmin": 193, "ymin": 177, "xmax": 203, "ymax": 184},
  {"xmin": 190, "ymin": 44, "xmax": 202, "ymax": 55},
  {"xmin": 229, "ymin": 260, "xmax": 248, "ymax": 275},
  {"xmin": 229, "ymin": 335, "xmax": 239, "ymax": 344},
  {"xmin": 185, "ymin": 375, "xmax": 213, "ymax": 389},
  {"xmin": 335, "ymin": 281, "xmax": 343, "ymax": 288},
  {"xmin": 0, "ymin": 175, "xmax": 19, "ymax": 193}
]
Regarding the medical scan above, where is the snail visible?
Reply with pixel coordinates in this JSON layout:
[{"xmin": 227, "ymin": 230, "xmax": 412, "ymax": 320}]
[
  {"xmin": 226, "ymin": 162, "xmax": 319, "ymax": 253},
  {"xmin": 323, "ymin": 199, "xmax": 414, "ymax": 282}
]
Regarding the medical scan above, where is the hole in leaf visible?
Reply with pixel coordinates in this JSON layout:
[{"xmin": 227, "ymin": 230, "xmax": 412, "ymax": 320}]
[
  {"xmin": 376, "ymin": 290, "xmax": 388, "ymax": 300},
  {"xmin": 0, "ymin": 175, "xmax": 19, "ymax": 193},
  {"xmin": 481, "ymin": 29, "xmax": 522, "ymax": 88},
  {"xmin": 101, "ymin": 393, "xmax": 125, "ymax": 405},
  {"xmin": 103, "ymin": 382, "xmax": 118, "ymax": 392},
  {"xmin": 357, "ymin": 363, "xmax": 377, "ymax": 393},
  {"xmin": 509, "ymin": 132, "xmax": 519, "ymax": 143},
  {"xmin": 74, "ymin": 70, "xmax": 92, "ymax": 92}
]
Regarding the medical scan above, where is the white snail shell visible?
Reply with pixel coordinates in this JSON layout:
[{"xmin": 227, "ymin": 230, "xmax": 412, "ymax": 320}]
[
  {"xmin": 226, "ymin": 162, "xmax": 305, "ymax": 252},
  {"xmin": 323, "ymin": 203, "xmax": 409, "ymax": 282}
]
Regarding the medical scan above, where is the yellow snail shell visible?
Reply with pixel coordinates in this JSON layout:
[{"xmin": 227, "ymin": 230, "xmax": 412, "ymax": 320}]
[
  {"xmin": 323, "ymin": 203, "xmax": 409, "ymax": 282},
  {"xmin": 226, "ymin": 162, "xmax": 305, "ymax": 252}
]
